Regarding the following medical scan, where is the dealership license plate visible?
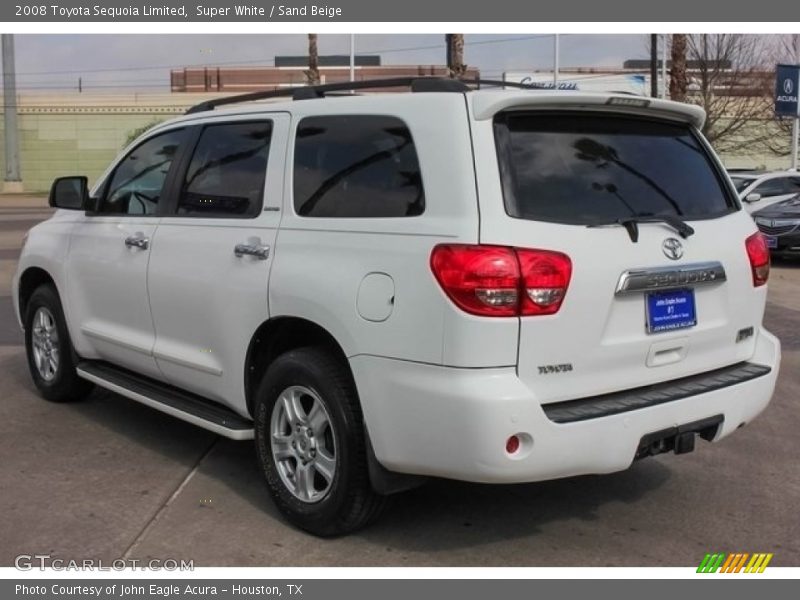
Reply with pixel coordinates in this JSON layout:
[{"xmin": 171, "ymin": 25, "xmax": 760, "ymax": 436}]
[
  {"xmin": 646, "ymin": 289, "xmax": 697, "ymax": 334},
  {"xmin": 765, "ymin": 235, "xmax": 778, "ymax": 249}
]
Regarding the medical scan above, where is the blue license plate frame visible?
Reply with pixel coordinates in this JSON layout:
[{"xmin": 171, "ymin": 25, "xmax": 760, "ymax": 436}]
[
  {"xmin": 645, "ymin": 289, "xmax": 697, "ymax": 334},
  {"xmin": 765, "ymin": 235, "xmax": 778, "ymax": 249}
]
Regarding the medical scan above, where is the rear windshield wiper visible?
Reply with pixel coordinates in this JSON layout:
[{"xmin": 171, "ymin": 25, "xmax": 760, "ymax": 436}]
[{"xmin": 588, "ymin": 214, "xmax": 695, "ymax": 243}]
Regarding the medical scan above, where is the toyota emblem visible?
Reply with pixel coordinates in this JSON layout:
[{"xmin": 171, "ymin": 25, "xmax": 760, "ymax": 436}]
[{"xmin": 662, "ymin": 237, "xmax": 684, "ymax": 260}]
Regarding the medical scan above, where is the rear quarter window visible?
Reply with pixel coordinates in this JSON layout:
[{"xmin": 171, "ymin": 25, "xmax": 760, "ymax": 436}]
[
  {"xmin": 493, "ymin": 112, "xmax": 736, "ymax": 225},
  {"xmin": 293, "ymin": 115, "xmax": 425, "ymax": 218}
]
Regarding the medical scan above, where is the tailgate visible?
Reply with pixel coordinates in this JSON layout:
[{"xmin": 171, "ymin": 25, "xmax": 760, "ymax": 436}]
[
  {"xmin": 470, "ymin": 103, "xmax": 767, "ymax": 404},
  {"xmin": 492, "ymin": 216, "xmax": 764, "ymax": 404}
]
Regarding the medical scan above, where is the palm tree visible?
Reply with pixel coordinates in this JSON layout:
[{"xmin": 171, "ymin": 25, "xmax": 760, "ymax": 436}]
[
  {"xmin": 446, "ymin": 34, "xmax": 466, "ymax": 79},
  {"xmin": 670, "ymin": 34, "xmax": 688, "ymax": 102},
  {"xmin": 306, "ymin": 33, "xmax": 320, "ymax": 85}
]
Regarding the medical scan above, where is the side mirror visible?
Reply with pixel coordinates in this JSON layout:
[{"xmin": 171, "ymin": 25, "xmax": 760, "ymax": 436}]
[
  {"xmin": 49, "ymin": 176, "xmax": 88, "ymax": 210},
  {"xmin": 744, "ymin": 193, "xmax": 762, "ymax": 203}
]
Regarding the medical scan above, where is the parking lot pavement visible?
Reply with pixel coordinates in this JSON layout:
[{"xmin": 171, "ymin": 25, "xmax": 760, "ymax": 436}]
[{"xmin": 1, "ymin": 197, "xmax": 799, "ymax": 567}]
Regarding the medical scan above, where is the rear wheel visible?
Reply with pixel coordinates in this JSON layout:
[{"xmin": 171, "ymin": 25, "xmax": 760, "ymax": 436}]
[
  {"xmin": 253, "ymin": 346, "xmax": 385, "ymax": 536},
  {"xmin": 23, "ymin": 285, "xmax": 93, "ymax": 403}
]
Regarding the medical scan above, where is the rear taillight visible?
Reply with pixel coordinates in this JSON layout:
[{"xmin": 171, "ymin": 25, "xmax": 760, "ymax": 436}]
[
  {"xmin": 430, "ymin": 244, "xmax": 572, "ymax": 317},
  {"xmin": 516, "ymin": 248, "xmax": 573, "ymax": 316},
  {"xmin": 745, "ymin": 232, "xmax": 770, "ymax": 287},
  {"xmin": 429, "ymin": 245, "xmax": 520, "ymax": 316}
]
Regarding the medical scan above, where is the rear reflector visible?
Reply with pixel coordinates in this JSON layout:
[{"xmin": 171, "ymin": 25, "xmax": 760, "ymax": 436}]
[
  {"xmin": 430, "ymin": 244, "xmax": 572, "ymax": 317},
  {"xmin": 506, "ymin": 435, "xmax": 520, "ymax": 455},
  {"xmin": 745, "ymin": 232, "xmax": 770, "ymax": 287}
]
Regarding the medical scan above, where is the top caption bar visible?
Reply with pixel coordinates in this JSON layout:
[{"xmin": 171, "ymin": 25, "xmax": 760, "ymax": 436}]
[{"xmin": 2, "ymin": 0, "xmax": 799, "ymax": 22}]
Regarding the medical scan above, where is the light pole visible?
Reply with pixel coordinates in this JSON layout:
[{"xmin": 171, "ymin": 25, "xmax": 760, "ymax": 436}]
[
  {"xmin": 2, "ymin": 33, "xmax": 21, "ymax": 192},
  {"xmin": 349, "ymin": 34, "xmax": 355, "ymax": 84},
  {"xmin": 553, "ymin": 34, "xmax": 559, "ymax": 87},
  {"xmin": 650, "ymin": 34, "xmax": 658, "ymax": 98},
  {"xmin": 661, "ymin": 33, "xmax": 668, "ymax": 98}
]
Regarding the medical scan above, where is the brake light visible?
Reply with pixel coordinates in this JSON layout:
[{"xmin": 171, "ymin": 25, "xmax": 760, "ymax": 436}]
[
  {"xmin": 430, "ymin": 244, "xmax": 572, "ymax": 317},
  {"xmin": 745, "ymin": 232, "xmax": 770, "ymax": 287},
  {"xmin": 516, "ymin": 248, "xmax": 573, "ymax": 316}
]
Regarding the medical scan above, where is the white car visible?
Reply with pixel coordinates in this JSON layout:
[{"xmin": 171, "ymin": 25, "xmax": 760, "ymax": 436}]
[
  {"xmin": 728, "ymin": 170, "xmax": 800, "ymax": 213},
  {"xmin": 13, "ymin": 79, "xmax": 780, "ymax": 536}
]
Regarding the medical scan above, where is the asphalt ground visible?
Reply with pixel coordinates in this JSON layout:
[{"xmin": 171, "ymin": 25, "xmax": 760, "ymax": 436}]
[{"xmin": 1, "ymin": 195, "xmax": 798, "ymax": 567}]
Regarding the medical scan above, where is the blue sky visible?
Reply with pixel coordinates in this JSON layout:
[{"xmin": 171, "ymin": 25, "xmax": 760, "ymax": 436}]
[{"xmin": 12, "ymin": 34, "xmax": 649, "ymax": 93}]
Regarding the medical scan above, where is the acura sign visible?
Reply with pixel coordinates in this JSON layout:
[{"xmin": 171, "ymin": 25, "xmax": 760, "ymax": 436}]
[{"xmin": 775, "ymin": 64, "xmax": 800, "ymax": 116}]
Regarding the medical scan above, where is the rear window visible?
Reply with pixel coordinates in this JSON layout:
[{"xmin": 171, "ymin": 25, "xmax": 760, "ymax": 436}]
[{"xmin": 494, "ymin": 113, "xmax": 736, "ymax": 225}]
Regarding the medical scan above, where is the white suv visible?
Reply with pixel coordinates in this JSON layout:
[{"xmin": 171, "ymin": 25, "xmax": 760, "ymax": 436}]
[{"xmin": 13, "ymin": 79, "xmax": 781, "ymax": 536}]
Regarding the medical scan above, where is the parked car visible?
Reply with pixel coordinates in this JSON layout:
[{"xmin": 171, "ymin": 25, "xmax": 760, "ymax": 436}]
[
  {"xmin": 727, "ymin": 169, "xmax": 800, "ymax": 213},
  {"xmin": 753, "ymin": 196, "xmax": 800, "ymax": 256},
  {"xmin": 13, "ymin": 79, "xmax": 780, "ymax": 536}
]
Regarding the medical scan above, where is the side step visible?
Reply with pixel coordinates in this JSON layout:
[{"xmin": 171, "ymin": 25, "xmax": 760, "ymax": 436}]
[{"xmin": 76, "ymin": 361, "xmax": 254, "ymax": 440}]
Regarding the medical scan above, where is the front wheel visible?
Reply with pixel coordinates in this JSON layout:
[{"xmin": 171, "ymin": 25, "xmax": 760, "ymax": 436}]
[
  {"xmin": 253, "ymin": 347, "xmax": 385, "ymax": 536},
  {"xmin": 23, "ymin": 284, "xmax": 94, "ymax": 403}
]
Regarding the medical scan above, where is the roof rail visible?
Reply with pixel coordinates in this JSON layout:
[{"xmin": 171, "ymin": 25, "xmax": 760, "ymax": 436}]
[{"xmin": 184, "ymin": 76, "xmax": 547, "ymax": 115}]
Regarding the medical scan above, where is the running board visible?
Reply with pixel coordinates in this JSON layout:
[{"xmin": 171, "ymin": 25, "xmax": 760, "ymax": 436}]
[{"xmin": 76, "ymin": 361, "xmax": 254, "ymax": 440}]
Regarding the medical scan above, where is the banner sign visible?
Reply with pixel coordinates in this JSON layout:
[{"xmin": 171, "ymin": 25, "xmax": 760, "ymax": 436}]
[
  {"xmin": 504, "ymin": 72, "xmax": 648, "ymax": 95},
  {"xmin": 775, "ymin": 64, "xmax": 800, "ymax": 117}
]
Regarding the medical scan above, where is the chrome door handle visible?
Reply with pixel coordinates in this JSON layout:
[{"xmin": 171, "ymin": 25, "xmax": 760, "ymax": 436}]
[
  {"xmin": 124, "ymin": 235, "xmax": 149, "ymax": 250},
  {"xmin": 234, "ymin": 243, "xmax": 270, "ymax": 260}
]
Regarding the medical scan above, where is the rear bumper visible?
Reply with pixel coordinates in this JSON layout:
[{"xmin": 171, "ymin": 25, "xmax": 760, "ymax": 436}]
[{"xmin": 352, "ymin": 327, "xmax": 780, "ymax": 484}]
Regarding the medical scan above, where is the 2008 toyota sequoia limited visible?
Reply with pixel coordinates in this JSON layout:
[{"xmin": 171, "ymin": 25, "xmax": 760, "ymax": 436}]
[{"xmin": 13, "ymin": 78, "xmax": 780, "ymax": 536}]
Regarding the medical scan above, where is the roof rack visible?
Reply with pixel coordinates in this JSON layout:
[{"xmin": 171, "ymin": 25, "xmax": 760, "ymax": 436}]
[{"xmin": 184, "ymin": 77, "xmax": 548, "ymax": 115}]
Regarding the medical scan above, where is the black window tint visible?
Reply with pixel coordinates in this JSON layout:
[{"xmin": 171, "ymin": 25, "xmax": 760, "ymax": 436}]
[
  {"xmin": 293, "ymin": 115, "xmax": 425, "ymax": 218},
  {"xmin": 494, "ymin": 113, "xmax": 735, "ymax": 224},
  {"xmin": 730, "ymin": 177, "xmax": 753, "ymax": 193},
  {"xmin": 179, "ymin": 121, "xmax": 272, "ymax": 217},
  {"xmin": 755, "ymin": 178, "xmax": 792, "ymax": 197},
  {"xmin": 102, "ymin": 129, "xmax": 185, "ymax": 215}
]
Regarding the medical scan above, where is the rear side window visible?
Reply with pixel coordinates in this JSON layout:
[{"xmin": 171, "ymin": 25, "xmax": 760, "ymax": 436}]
[
  {"xmin": 753, "ymin": 178, "xmax": 790, "ymax": 198},
  {"xmin": 293, "ymin": 115, "xmax": 425, "ymax": 218},
  {"xmin": 494, "ymin": 113, "xmax": 736, "ymax": 225},
  {"xmin": 178, "ymin": 121, "xmax": 272, "ymax": 218}
]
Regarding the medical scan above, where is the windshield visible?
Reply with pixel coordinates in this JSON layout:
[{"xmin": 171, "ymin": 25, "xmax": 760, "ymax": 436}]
[
  {"xmin": 730, "ymin": 176, "xmax": 754, "ymax": 193},
  {"xmin": 494, "ymin": 112, "xmax": 737, "ymax": 225}
]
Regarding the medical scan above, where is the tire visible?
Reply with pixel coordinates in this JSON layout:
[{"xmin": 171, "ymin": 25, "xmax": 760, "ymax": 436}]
[
  {"xmin": 23, "ymin": 284, "xmax": 94, "ymax": 403},
  {"xmin": 253, "ymin": 346, "xmax": 385, "ymax": 536}
]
